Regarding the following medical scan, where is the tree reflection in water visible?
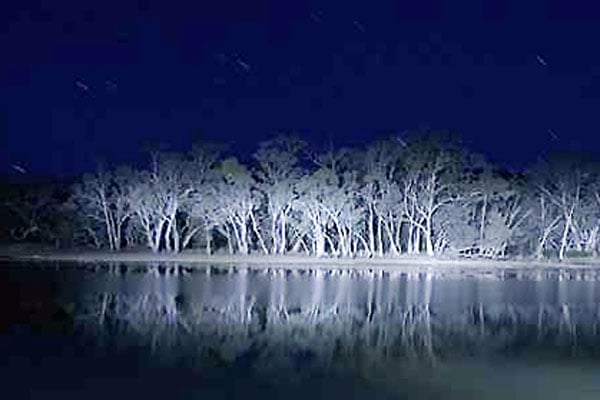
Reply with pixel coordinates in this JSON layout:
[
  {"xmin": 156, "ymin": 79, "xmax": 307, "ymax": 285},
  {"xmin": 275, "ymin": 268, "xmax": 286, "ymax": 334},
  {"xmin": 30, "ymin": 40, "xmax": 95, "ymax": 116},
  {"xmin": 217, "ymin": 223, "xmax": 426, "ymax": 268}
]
[
  {"xmin": 5, "ymin": 262, "xmax": 600, "ymax": 398},
  {"xmin": 71, "ymin": 264, "xmax": 600, "ymax": 383}
]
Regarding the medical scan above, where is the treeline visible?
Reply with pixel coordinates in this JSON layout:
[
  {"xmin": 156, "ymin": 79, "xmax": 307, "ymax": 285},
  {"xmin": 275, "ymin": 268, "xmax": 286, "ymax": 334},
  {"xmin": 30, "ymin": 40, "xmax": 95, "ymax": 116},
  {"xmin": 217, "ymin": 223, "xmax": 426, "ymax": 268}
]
[{"xmin": 3, "ymin": 132, "xmax": 600, "ymax": 260}]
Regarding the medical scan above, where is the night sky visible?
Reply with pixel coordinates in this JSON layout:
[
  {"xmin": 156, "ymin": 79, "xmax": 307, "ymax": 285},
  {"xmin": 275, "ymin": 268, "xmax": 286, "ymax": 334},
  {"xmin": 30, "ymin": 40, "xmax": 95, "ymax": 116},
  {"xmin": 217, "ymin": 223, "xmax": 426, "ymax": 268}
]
[{"xmin": 2, "ymin": 0, "xmax": 600, "ymax": 177}]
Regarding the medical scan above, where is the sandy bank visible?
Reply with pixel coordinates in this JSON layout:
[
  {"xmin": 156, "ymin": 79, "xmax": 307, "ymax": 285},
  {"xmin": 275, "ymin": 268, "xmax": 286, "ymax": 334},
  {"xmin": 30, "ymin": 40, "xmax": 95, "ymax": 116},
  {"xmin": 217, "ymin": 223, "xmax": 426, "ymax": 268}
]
[{"xmin": 2, "ymin": 245, "xmax": 600, "ymax": 272}]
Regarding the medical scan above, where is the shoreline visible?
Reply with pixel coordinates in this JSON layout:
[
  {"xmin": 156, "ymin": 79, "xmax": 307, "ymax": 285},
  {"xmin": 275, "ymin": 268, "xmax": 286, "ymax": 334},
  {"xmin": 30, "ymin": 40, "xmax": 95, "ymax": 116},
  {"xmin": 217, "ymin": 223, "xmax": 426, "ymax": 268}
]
[{"xmin": 2, "ymin": 246, "xmax": 600, "ymax": 272}]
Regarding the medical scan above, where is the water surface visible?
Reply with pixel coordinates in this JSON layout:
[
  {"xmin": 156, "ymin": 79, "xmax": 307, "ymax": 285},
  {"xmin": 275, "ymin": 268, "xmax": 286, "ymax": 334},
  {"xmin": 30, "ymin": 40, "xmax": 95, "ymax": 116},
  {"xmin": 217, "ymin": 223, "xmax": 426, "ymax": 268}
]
[{"xmin": 2, "ymin": 261, "xmax": 600, "ymax": 399}]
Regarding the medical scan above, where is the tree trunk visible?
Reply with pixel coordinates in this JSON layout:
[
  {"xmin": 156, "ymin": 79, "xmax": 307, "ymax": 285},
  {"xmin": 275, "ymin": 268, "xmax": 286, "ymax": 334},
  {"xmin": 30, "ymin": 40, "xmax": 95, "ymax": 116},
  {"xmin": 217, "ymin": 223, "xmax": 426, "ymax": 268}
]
[
  {"xmin": 147, "ymin": 222, "xmax": 163, "ymax": 253},
  {"xmin": 536, "ymin": 235, "xmax": 547, "ymax": 260},
  {"xmin": 101, "ymin": 197, "xmax": 115, "ymax": 251},
  {"xmin": 164, "ymin": 217, "xmax": 173, "ymax": 252},
  {"xmin": 154, "ymin": 219, "xmax": 166, "ymax": 253},
  {"xmin": 414, "ymin": 227, "xmax": 421, "ymax": 254},
  {"xmin": 407, "ymin": 223, "xmax": 414, "ymax": 254},
  {"xmin": 395, "ymin": 221, "xmax": 403, "ymax": 254},
  {"xmin": 86, "ymin": 227, "xmax": 101, "ymax": 249},
  {"xmin": 480, "ymin": 194, "xmax": 487, "ymax": 242},
  {"xmin": 270, "ymin": 210, "xmax": 279, "ymax": 254},
  {"xmin": 559, "ymin": 219, "xmax": 570, "ymax": 261},
  {"xmin": 383, "ymin": 220, "xmax": 399, "ymax": 255},
  {"xmin": 346, "ymin": 227, "xmax": 353, "ymax": 257},
  {"xmin": 238, "ymin": 221, "xmax": 249, "ymax": 255},
  {"xmin": 314, "ymin": 226, "xmax": 325, "ymax": 257},
  {"xmin": 425, "ymin": 218, "xmax": 434, "ymax": 256},
  {"xmin": 250, "ymin": 211, "xmax": 269, "ymax": 255},
  {"xmin": 367, "ymin": 204, "xmax": 375, "ymax": 255},
  {"xmin": 354, "ymin": 232, "xmax": 370, "ymax": 257},
  {"xmin": 376, "ymin": 217, "xmax": 384, "ymax": 257},
  {"xmin": 114, "ymin": 216, "xmax": 127, "ymax": 251},
  {"xmin": 425, "ymin": 232, "xmax": 434, "ymax": 256},
  {"xmin": 291, "ymin": 235, "xmax": 309, "ymax": 255},
  {"xmin": 231, "ymin": 220, "xmax": 249, "ymax": 255},
  {"xmin": 324, "ymin": 232, "xmax": 337, "ymax": 256},
  {"xmin": 172, "ymin": 220, "xmax": 180, "ymax": 253},
  {"xmin": 279, "ymin": 210, "xmax": 288, "ymax": 254},
  {"xmin": 205, "ymin": 225, "xmax": 212, "ymax": 255},
  {"xmin": 332, "ymin": 217, "xmax": 348, "ymax": 257},
  {"xmin": 223, "ymin": 224, "xmax": 234, "ymax": 255},
  {"xmin": 182, "ymin": 227, "xmax": 200, "ymax": 250}
]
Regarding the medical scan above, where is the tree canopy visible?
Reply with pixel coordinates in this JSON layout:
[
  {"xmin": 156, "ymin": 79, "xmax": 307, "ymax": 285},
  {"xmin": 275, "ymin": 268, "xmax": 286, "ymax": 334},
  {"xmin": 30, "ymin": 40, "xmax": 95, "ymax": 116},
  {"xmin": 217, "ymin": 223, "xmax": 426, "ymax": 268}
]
[{"xmin": 4, "ymin": 132, "xmax": 600, "ymax": 261}]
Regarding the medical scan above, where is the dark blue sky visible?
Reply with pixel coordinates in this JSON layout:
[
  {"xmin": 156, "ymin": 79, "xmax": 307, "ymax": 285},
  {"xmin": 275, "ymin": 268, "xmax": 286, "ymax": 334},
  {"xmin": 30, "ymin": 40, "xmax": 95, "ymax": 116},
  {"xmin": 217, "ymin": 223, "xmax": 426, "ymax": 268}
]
[{"xmin": 2, "ymin": 0, "xmax": 600, "ymax": 177}]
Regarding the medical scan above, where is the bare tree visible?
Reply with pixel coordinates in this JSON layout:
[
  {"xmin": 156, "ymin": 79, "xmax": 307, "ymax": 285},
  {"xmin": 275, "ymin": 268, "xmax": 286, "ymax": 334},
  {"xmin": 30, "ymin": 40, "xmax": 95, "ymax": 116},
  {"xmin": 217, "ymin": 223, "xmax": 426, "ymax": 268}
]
[
  {"xmin": 460, "ymin": 163, "xmax": 531, "ymax": 258},
  {"xmin": 360, "ymin": 139, "xmax": 403, "ymax": 256},
  {"xmin": 177, "ymin": 144, "xmax": 222, "ymax": 251},
  {"xmin": 189, "ymin": 186, "xmax": 223, "ymax": 255},
  {"xmin": 295, "ymin": 149, "xmax": 362, "ymax": 257},
  {"xmin": 529, "ymin": 155, "xmax": 590, "ymax": 260},
  {"xmin": 253, "ymin": 135, "xmax": 306, "ymax": 254},
  {"xmin": 129, "ymin": 170, "xmax": 168, "ymax": 253},
  {"xmin": 124, "ymin": 152, "xmax": 190, "ymax": 252},
  {"xmin": 17, "ymin": 131, "xmax": 600, "ymax": 260},
  {"xmin": 213, "ymin": 157, "xmax": 267, "ymax": 255},
  {"xmin": 580, "ymin": 168, "xmax": 600, "ymax": 255},
  {"xmin": 72, "ymin": 167, "xmax": 134, "ymax": 250},
  {"xmin": 400, "ymin": 136, "xmax": 462, "ymax": 256}
]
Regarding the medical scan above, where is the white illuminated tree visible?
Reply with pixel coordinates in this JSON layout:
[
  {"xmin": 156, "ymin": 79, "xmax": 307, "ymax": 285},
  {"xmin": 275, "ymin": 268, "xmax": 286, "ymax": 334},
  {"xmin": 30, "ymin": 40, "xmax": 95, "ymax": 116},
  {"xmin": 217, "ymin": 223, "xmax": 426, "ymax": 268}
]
[
  {"xmin": 125, "ymin": 152, "xmax": 193, "ymax": 253},
  {"xmin": 253, "ymin": 135, "xmax": 306, "ymax": 254},
  {"xmin": 72, "ymin": 167, "xmax": 134, "ymax": 250},
  {"xmin": 460, "ymin": 162, "xmax": 531, "ymax": 258},
  {"xmin": 528, "ymin": 155, "xmax": 590, "ymax": 260},
  {"xmin": 579, "ymin": 168, "xmax": 600, "ymax": 255},
  {"xmin": 360, "ymin": 139, "xmax": 404, "ymax": 256},
  {"xmin": 40, "ymin": 130, "xmax": 600, "ymax": 260},
  {"xmin": 294, "ymin": 149, "xmax": 362, "ymax": 257},
  {"xmin": 128, "ymin": 170, "xmax": 168, "ymax": 253},
  {"xmin": 213, "ymin": 157, "xmax": 267, "ymax": 255},
  {"xmin": 400, "ymin": 135, "xmax": 462, "ymax": 256},
  {"xmin": 177, "ymin": 144, "xmax": 222, "ymax": 251}
]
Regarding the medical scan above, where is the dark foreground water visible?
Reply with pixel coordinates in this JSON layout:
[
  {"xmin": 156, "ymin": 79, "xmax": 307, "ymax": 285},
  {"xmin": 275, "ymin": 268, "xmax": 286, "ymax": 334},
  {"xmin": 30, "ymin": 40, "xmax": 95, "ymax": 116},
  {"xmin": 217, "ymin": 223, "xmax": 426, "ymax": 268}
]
[{"xmin": 2, "ymin": 262, "xmax": 600, "ymax": 399}]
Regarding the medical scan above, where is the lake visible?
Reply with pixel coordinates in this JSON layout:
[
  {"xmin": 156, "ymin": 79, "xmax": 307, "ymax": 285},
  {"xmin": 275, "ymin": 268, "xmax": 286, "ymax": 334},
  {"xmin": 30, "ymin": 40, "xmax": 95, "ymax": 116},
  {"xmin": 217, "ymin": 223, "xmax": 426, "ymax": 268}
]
[{"xmin": 2, "ymin": 261, "xmax": 600, "ymax": 399}]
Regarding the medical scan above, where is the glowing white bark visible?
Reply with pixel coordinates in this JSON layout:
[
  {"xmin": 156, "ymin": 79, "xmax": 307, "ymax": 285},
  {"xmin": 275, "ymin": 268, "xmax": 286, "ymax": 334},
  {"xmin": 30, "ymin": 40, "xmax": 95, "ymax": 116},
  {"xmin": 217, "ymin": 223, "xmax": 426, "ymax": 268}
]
[
  {"xmin": 72, "ymin": 168, "xmax": 134, "ymax": 250},
  {"xmin": 253, "ymin": 135, "xmax": 306, "ymax": 254},
  {"xmin": 532, "ymin": 157, "xmax": 587, "ymax": 260},
  {"xmin": 214, "ymin": 157, "xmax": 264, "ymax": 255}
]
